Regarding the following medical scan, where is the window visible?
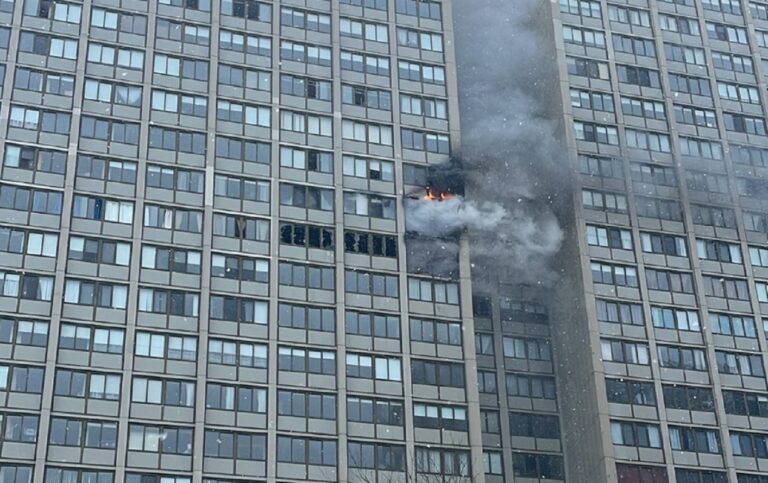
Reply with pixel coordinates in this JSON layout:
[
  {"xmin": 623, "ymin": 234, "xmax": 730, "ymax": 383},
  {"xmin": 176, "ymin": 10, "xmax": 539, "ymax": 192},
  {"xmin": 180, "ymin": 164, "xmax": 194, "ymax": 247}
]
[
  {"xmin": 80, "ymin": 116, "xmax": 140, "ymax": 144},
  {"xmin": 278, "ymin": 390, "xmax": 336, "ymax": 420},
  {"xmin": 279, "ymin": 41, "xmax": 331, "ymax": 66},
  {"xmin": 346, "ymin": 353, "xmax": 402, "ymax": 381},
  {"xmin": 710, "ymin": 313, "xmax": 757, "ymax": 338},
  {"xmin": 149, "ymin": 127, "xmax": 206, "ymax": 154},
  {"xmin": 204, "ymin": 430, "xmax": 266, "ymax": 460},
  {"xmin": 76, "ymin": 156, "xmax": 137, "ymax": 184},
  {"xmin": 153, "ymin": 54, "xmax": 208, "ymax": 81},
  {"xmin": 0, "ymin": 318, "xmax": 49, "ymax": 347},
  {"xmin": 277, "ymin": 346, "xmax": 335, "ymax": 374},
  {"xmin": 410, "ymin": 318, "xmax": 461, "ymax": 345},
  {"xmin": 586, "ymin": 225, "xmax": 632, "ymax": 249},
  {"xmin": 210, "ymin": 295, "xmax": 268, "ymax": 324},
  {"xmin": 669, "ymin": 73, "xmax": 711, "ymax": 96},
  {"xmin": 279, "ymin": 147, "xmax": 333, "ymax": 173},
  {"xmin": 716, "ymin": 351, "xmax": 765, "ymax": 377},
  {"xmin": 396, "ymin": 0, "xmax": 441, "ymax": 19},
  {"xmin": 206, "ymin": 383, "xmax": 266, "ymax": 413},
  {"xmin": 209, "ymin": 340, "xmax": 267, "ymax": 368},
  {"xmin": 680, "ymin": 137, "xmax": 723, "ymax": 160},
  {"xmin": 63, "ymin": 280, "xmax": 127, "ymax": 309},
  {"xmin": 697, "ymin": 239, "xmax": 741, "ymax": 263},
  {"xmin": 160, "ymin": 0, "xmax": 211, "ymax": 11},
  {"xmin": 280, "ymin": 7, "xmax": 331, "ymax": 32},
  {"xmin": 611, "ymin": 420, "xmax": 662, "ymax": 448},
  {"xmin": 675, "ymin": 105, "xmax": 716, "ymax": 128},
  {"xmin": 279, "ymin": 303, "xmax": 334, "ymax": 332},
  {"xmin": 617, "ymin": 65, "xmax": 660, "ymax": 87},
  {"xmin": 277, "ymin": 436, "xmax": 336, "ymax": 466},
  {"xmin": 723, "ymin": 390, "xmax": 768, "ymax": 417},
  {"xmin": 19, "ymin": 31, "xmax": 78, "ymax": 59},
  {"xmin": 69, "ymin": 236, "xmax": 130, "ymax": 266},
  {"xmin": 221, "ymin": 0, "xmax": 271, "ymax": 19},
  {"xmin": 563, "ymin": 26, "xmax": 606, "ymax": 48},
  {"xmin": 590, "ymin": 262, "xmax": 638, "ymax": 287},
  {"xmin": 413, "ymin": 403, "xmax": 467, "ymax": 431},
  {"xmin": 211, "ymin": 254, "xmax": 268, "ymax": 282},
  {"xmin": 0, "ymin": 228, "xmax": 58, "ymax": 258},
  {"xmin": 343, "ymin": 192, "xmax": 395, "ymax": 219},
  {"xmin": 601, "ymin": 339, "xmax": 650, "ymax": 365},
  {"xmin": 658, "ymin": 13, "xmax": 700, "ymax": 35},
  {"xmin": 279, "ymin": 262, "xmax": 334, "ymax": 290},
  {"xmin": 582, "ymin": 189, "xmax": 627, "ymax": 213},
  {"xmin": 47, "ymin": 468, "xmax": 113, "ymax": 483},
  {"xmin": 692, "ymin": 204, "xmax": 736, "ymax": 228},
  {"xmin": 341, "ymin": 18, "xmax": 388, "ymax": 43},
  {"xmin": 657, "ymin": 345, "xmax": 707, "ymax": 371},
  {"xmin": 128, "ymin": 424, "xmax": 193, "ymax": 454},
  {"xmin": 640, "ymin": 232, "xmax": 687, "ymax": 257},
  {"xmin": 281, "ymin": 74, "xmax": 332, "ymax": 101},
  {"xmin": 143, "ymin": 205, "xmax": 202, "ymax": 233},
  {"xmin": 596, "ymin": 299, "xmax": 644, "ymax": 326},
  {"xmin": 400, "ymin": 94, "xmax": 447, "ymax": 119},
  {"xmin": 137, "ymin": 288, "xmax": 200, "ymax": 317},
  {"xmin": 346, "ymin": 270, "xmax": 398, "ymax": 297},
  {"xmin": 480, "ymin": 410, "xmax": 500, "ymax": 434},
  {"xmin": 133, "ymin": 377, "xmax": 195, "ymax": 407},
  {"xmin": 411, "ymin": 360, "xmax": 465, "ymax": 388},
  {"xmin": 398, "ymin": 60, "xmax": 445, "ymax": 85},
  {"xmin": 13, "ymin": 69, "xmax": 74, "ymax": 97},
  {"xmin": 732, "ymin": 432, "xmax": 768, "ymax": 458},
  {"xmin": 87, "ymin": 43, "xmax": 144, "ymax": 70},
  {"xmin": 703, "ymin": 275, "xmax": 750, "ymax": 300},
  {"xmin": 280, "ymin": 111, "xmax": 333, "ymax": 136},
  {"xmin": 219, "ymin": 30, "xmax": 271, "ymax": 57},
  {"xmin": 606, "ymin": 378, "xmax": 656, "ymax": 406},
  {"xmin": 49, "ymin": 418, "xmax": 117, "ymax": 449},
  {"xmin": 572, "ymin": 89, "xmax": 615, "ymax": 112},
  {"xmin": 396, "ymin": 27, "xmax": 443, "ymax": 51},
  {"xmin": 636, "ymin": 196, "xmax": 683, "ymax": 221},
  {"xmin": 560, "ymin": 0, "xmax": 601, "ymax": 17},
  {"xmin": 612, "ymin": 34, "xmax": 655, "ymax": 57},
  {"xmin": 279, "ymin": 223, "xmax": 334, "ymax": 252},
  {"xmin": 135, "ymin": 332, "xmax": 197, "ymax": 361},
  {"xmin": 9, "ymin": 106, "xmax": 71, "ymax": 134},
  {"xmin": 347, "ymin": 442, "xmax": 406, "ymax": 471},
  {"xmin": 146, "ymin": 166, "xmax": 204, "ymax": 194},
  {"xmin": 219, "ymin": 64, "xmax": 270, "ymax": 91},
  {"xmin": 663, "ymin": 384, "xmax": 714, "ymax": 412},
  {"xmin": 5, "ymin": 365, "xmax": 44, "ymax": 394},
  {"xmin": 342, "ymin": 120, "xmax": 393, "ymax": 145},
  {"xmin": 344, "ymin": 230, "xmax": 397, "ymax": 258},
  {"xmin": 651, "ymin": 306, "xmax": 700, "ymax": 331},
  {"xmin": 712, "ymin": 51, "xmax": 753, "ymax": 74},
  {"xmin": 506, "ymin": 373, "xmax": 557, "ymax": 399},
  {"xmin": 59, "ymin": 324, "xmax": 124, "ymax": 355},
  {"xmin": 345, "ymin": 310, "xmax": 399, "ymax": 339},
  {"xmin": 645, "ymin": 269, "xmax": 694, "ymax": 294},
  {"xmin": 503, "ymin": 336, "xmax": 552, "ymax": 361},
  {"xmin": 150, "ymin": 91, "xmax": 207, "ymax": 117},
  {"xmin": 416, "ymin": 447, "xmax": 470, "ymax": 477},
  {"xmin": 213, "ymin": 214, "xmax": 269, "ymax": 241},
  {"xmin": 141, "ymin": 246, "xmax": 200, "ymax": 274},
  {"xmin": 340, "ymin": 51, "xmax": 390, "ymax": 75},
  {"xmin": 512, "ymin": 453, "xmax": 564, "ymax": 480}
]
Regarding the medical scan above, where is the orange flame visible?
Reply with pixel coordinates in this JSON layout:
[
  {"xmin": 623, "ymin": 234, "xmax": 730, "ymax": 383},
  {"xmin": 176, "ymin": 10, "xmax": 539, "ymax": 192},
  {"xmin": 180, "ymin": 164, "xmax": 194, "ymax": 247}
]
[{"xmin": 423, "ymin": 187, "xmax": 453, "ymax": 201}]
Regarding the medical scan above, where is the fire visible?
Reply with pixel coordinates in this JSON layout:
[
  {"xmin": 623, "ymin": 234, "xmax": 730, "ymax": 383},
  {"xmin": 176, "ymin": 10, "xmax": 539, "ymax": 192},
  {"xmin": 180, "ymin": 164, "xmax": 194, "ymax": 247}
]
[{"xmin": 424, "ymin": 187, "xmax": 454, "ymax": 201}]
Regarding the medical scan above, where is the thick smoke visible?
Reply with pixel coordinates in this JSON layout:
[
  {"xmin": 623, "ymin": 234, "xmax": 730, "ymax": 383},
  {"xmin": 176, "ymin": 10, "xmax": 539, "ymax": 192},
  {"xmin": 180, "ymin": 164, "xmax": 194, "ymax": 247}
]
[{"xmin": 404, "ymin": 0, "xmax": 569, "ymax": 286}]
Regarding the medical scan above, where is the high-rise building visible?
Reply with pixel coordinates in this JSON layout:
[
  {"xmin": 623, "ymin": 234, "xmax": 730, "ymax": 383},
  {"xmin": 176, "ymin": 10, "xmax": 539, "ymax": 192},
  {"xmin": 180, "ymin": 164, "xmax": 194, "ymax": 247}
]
[
  {"xmin": 537, "ymin": 0, "xmax": 768, "ymax": 482},
  {"xmin": 0, "ymin": 0, "xmax": 494, "ymax": 482}
]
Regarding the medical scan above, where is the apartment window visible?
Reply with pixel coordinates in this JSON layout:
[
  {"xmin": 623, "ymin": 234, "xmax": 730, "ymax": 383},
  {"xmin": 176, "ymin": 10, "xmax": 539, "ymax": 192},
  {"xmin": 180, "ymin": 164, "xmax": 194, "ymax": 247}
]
[
  {"xmin": 9, "ymin": 106, "xmax": 71, "ymax": 134},
  {"xmin": 503, "ymin": 336, "xmax": 552, "ymax": 361},
  {"xmin": 212, "ymin": 214, "xmax": 269, "ymax": 241},
  {"xmin": 646, "ymin": 269, "xmax": 694, "ymax": 294},
  {"xmin": 622, "ymin": 97, "xmax": 665, "ymax": 120},
  {"xmin": 152, "ymin": 54, "xmax": 208, "ymax": 81},
  {"xmin": 204, "ymin": 431, "xmax": 266, "ymax": 461},
  {"xmin": 692, "ymin": 204, "xmax": 736, "ymax": 228},
  {"xmin": 574, "ymin": 122, "xmax": 619, "ymax": 144},
  {"xmin": 510, "ymin": 412, "xmax": 560, "ymax": 439},
  {"xmin": 397, "ymin": 27, "xmax": 443, "ymax": 51},
  {"xmin": 663, "ymin": 385, "xmax": 714, "ymax": 412},
  {"xmin": 0, "ymin": 228, "xmax": 58, "ymax": 258},
  {"xmin": 601, "ymin": 339, "xmax": 650, "ymax": 365},
  {"xmin": 611, "ymin": 421, "xmax": 661, "ymax": 448},
  {"xmin": 150, "ymin": 91, "xmax": 207, "ymax": 117},
  {"xmin": 408, "ymin": 278, "xmax": 459, "ymax": 304},
  {"xmin": 475, "ymin": 333, "xmax": 493, "ymax": 355},
  {"xmin": 144, "ymin": 205, "xmax": 202, "ymax": 232},
  {"xmin": 147, "ymin": 165, "xmax": 204, "ymax": 193},
  {"xmin": 413, "ymin": 403, "xmax": 467, "ymax": 431},
  {"xmin": 219, "ymin": 30, "xmax": 271, "ymax": 57},
  {"xmin": 63, "ymin": 280, "xmax": 127, "ymax": 309},
  {"xmin": 410, "ymin": 318, "xmax": 461, "ymax": 345},
  {"xmin": 0, "ymin": 271, "xmax": 52, "ymax": 301},
  {"xmin": 513, "ymin": 453, "xmax": 564, "ymax": 480},
  {"xmin": 149, "ymin": 127, "xmax": 206, "ymax": 154},
  {"xmin": 135, "ymin": 332, "xmax": 196, "ymax": 361},
  {"xmin": 343, "ymin": 192, "xmax": 395, "ymax": 219},
  {"xmin": 697, "ymin": 239, "xmax": 741, "ymax": 264},
  {"xmin": 277, "ymin": 436, "xmax": 336, "ymax": 466},
  {"xmin": 141, "ymin": 246, "xmax": 201, "ymax": 274},
  {"xmin": 345, "ymin": 310, "xmax": 399, "ymax": 338},
  {"xmin": 606, "ymin": 378, "xmax": 656, "ymax": 406},
  {"xmin": 680, "ymin": 137, "xmax": 723, "ymax": 159},
  {"xmin": 279, "ymin": 147, "xmax": 332, "ymax": 173},
  {"xmin": 3, "ymin": 365, "xmax": 43, "ymax": 394},
  {"xmin": 346, "ymin": 397, "xmax": 402, "ymax": 426},
  {"xmin": 415, "ymin": 448, "xmax": 470, "ymax": 477},
  {"xmin": 128, "ymin": 425, "xmax": 193, "ymax": 454},
  {"xmin": 47, "ymin": 468, "xmax": 113, "ymax": 483},
  {"xmin": 480, "ymin": 410, "xmax": 500, "ymax": 434},
  {"xmin": 651, "ymin": 306, "xmax": 700, "ymax": 331},
  {"xmin": 560, "ymin": 0, "xmax": 601, "ymax": 17},
  {"xmin": 281, "ymin": 74, "xmax": 331, "ymax": 101},
  {"xmin": 206, "ymin": 383, "xmax": 266, "ymax": 413},
  {"xmin": 657, "ymin": 345, "xmax": 707, "ymax": 371},
  {"xmin": 281, "ymin": 183, "xmax": 334, "ymax": 212},
  {"xmin": 712, "ymin": 51, "xmax": 753, "ymax": 74},
  {"xmin": 723, "ymin": 390, "xmax": 768, "ymax": 417},
  {"xmin": 19, "ymin": 31, "xmax": 78, "ymax": 59},
  {"xmin": 278, "ymin": 389, "xmax": 335, "ymax": 419},
  {"xmin": 221, "ymin": 0, "xmax": 270, "ymax": 19},
  {"xmin": 279, "ymin": 262, "xmax": 334, "ymax": 290},
  {"xmin": 209, "ymin": 340, "xmax": 267, "ymax": 368},
  {"xmin": 411, "ymin": 360, "xmax": 465, "ymax": 388},
  {"xmin": 279, "ymin": 41, "xmax": 331, "ymax": 66},
  {"xmin": 658, "ymin": 13, "xmax": 700, "ymax": 35},
  {"xmin": 277, "ymin": 346, "xmax": 335, "ymax": 374},
  {"xmin": 711, "ymin": 313, "xmax": 757, "ymax": 338},
  {"xmin": 586, "ymin": 225, "xmax": 632, "ymax": 249},
  {"xmin": 669, "ymin": 73, "xmax": 711, "ymax": 96},
  {"xmin": 724, "ymin": 113, "xmax": 767, "ymax": 136},
  {"xmin": 563, "ymin": 26, "xmax": 606, "ymax": 48},
  {"xmin": 641, "ymin": 232, "xmax": 687, "ymax": 257},
  {"xmin": 137, "ymin": 288, "xmax": 200, "ymax": 317},
  {"xmin": 76, "ymin": 156, "xmax": 137, "ymax": 184},
  {"xmin": 341, "ymin": 18, "xmax": 388, "ymax": 43},
  {"xmin": 133, "ymin": 377, "xmax": 195, "ymax": 407},
  {"xmin": 340, "ymin": 51, "xmax": 390, "ymax": 75},
  {"xmin": 81, "ymin": 116, "xmax": 140, "ymax": 144},
  {"xmin": 716, "ymin": 351, "xmax": 765, "ymax": 377},
  {"xmin": 1, "ymin": 414, "xmax": 38, "ymax": 443},
  {"xmin": 59, "ymin": 326, "xmax": 122, "ymax": 358},
  {"xmin": 579, "ymin": 155, "xmax": 623, "ymax": 178},
  {"xmin": 668, "ymin": 426, "xmax": 720, "ymax": 454},
  {"xmin": 156, "ymin": 19, "xmax": 210, "ymax": 45},
  {"xmin": 280, "ymin": 7, "xmax": 331, "ymax": 32},
  {"xmin": 69, "ymin": 236, "xmax": 130, "ymax": 266},
  {"xmin": 617, "ymin": 65, "xmax": 660, "ymax": 87},
  {"xmin": 49, "ymin": 418, "xmax": 117, "ymax": 449},
  {"xmin": 344, "ymin": 230, "xmax": 397, "ymax": 258},
  {"xmin": 636, "ymin": 196, "xmax": 683, "ymax": 221},
  {"xmin": 342, "ymin": 120, "xmax": 393, "ymax": 145},
  {"xmin": 87, "ymin": 43, "xmax": 144, "ymax": 70},
  {"xmin": 707, "ymin": 21, "xmax": 748, "ymax": 43},
  {"xmin": 346, "ymin": 353, "xmax": 402, "ymax": 381},
  {"xmin": 0, "ymin": 318, "xmax": 48, "ymax": 347},
  {"xmin": 279, "ymin": 223, "xmax": 333, "ymax": 251},
  {"xmin": 744, "ymin": 211, "xmax": 768, "ymax": 233},
  {"xmin": 346, "ymin": 270, "xmax": 398, "ymax": 297},
  {"xmin": 209, "ymin": 295, "xmax": 268, "ymax": 325},
  {"xmin": 13, "ymin": 68, "xmax": 75, "ymax": 97},
  {"xmin": 507, "ymin": 373, "xmax": 557, "ymax": 399},
  {"xmin": 675, "ymin": 105, "xmax": 716, "ymax": 128},
  {"xmin": 613, "ymin": 34, "xmax": 655, "ymax": 57},
  {"xmin": 398, "ymin": 61, "xmax": 445, "ymax": 85},
  {"xmin": 216, "ymin": 100, "xmax": 270, "ymax": 127},
  {"xmin": 677, "ymin": 469, "xmax": 727, "ymax": 483},
  {"xmin": 219, "ymin": 64, "xmax": 269, "ymax": 91},
  {"xmin": 732, "ymin": 432, "xmax": 768, "ymax": 458},
  {"xmin": 55, "ymin": 369, "xmax": 117, "ymax": 400},
  {"xmin": 703, "ymin": 275, "xmax": 750, "ymax": 300},
  {"xmin": 396, "ymin": 0, "xmax": 440, "ymax": 19},
  {"xmin": 590, "ymin": 262, "xmax": 638, "ymax": 287},
  {"xmin": 400, "ymin": 94, "xmax": 447, "ymax": 119},
  {"xmin": 211, "ymin": 254, "xmax": 268, "ymax": 283},
  {"xmin": 596, "ymin": 299, "xmax": 644, "ymax": 326},
  {"xmin": 573, "ymin": 90, "xmax": 615, "ymax": 115},
  {"xmin": 347, "ymin": 442, "xmax": 406, "ymax": 471},
  {"xmin": 582, "ymin": 189, "xmax": 627, "ymax": 213}
]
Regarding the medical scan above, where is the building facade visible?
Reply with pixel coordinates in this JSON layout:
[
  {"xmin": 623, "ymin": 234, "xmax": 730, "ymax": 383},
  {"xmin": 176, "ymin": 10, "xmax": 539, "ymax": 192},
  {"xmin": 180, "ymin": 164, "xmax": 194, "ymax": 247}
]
[
  {"xmin": 0, "ymin": 0, "xmax": 493, "ymax": 482},
  {"xmin": 549, "ymin": 0, "xmax": 768, "ymax": 482}
]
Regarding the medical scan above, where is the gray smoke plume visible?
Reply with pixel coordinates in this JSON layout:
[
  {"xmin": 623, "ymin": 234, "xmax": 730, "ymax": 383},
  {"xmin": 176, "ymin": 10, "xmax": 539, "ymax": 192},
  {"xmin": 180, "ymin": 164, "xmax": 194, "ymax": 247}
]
[{"xmin": 404, "ymin": 0, "xmax": 569, "ymax": 286}]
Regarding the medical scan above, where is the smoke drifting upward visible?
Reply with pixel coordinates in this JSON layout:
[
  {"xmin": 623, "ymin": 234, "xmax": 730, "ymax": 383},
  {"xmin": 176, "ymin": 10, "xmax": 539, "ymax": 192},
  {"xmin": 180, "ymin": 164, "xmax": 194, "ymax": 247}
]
[{"xmin": 404, "ymin": 0, "xmax": 570, "ymax": 286}]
